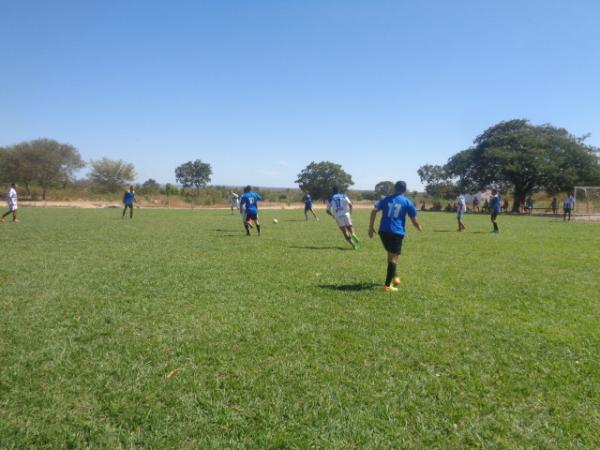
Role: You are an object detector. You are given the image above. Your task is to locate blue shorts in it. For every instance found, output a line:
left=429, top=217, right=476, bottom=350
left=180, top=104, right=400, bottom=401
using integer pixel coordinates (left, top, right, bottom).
left=304, top=205, right=313, bottom=211
left=245, top=212, right=258, bottom=222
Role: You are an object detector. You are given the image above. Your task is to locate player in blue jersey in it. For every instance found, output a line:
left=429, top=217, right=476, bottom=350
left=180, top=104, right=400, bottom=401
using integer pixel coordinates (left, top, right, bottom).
left=122, top=185, right=137, bottom=219
left=303, top=192, right=319, bottom=221
left=240, top=185, right=262, bottom=236
left=489, top=189, right=501, bottom=233
left=368, top=181, right=422, bottom=292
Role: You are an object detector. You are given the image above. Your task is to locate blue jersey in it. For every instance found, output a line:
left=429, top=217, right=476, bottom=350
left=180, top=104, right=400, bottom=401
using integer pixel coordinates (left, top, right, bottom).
left=123, top=191, right=135, bottom=205
left=240, top=192, right=262, bottom=214
left=375, top=194, right=417, bottom=236
left=304, top=195, right=313, bottom=208
left=489, top=194, right=501, bottom=213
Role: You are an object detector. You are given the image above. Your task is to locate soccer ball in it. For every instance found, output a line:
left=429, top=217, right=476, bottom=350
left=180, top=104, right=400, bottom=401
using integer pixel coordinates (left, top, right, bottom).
left=273, top=219, right=279, bottom=224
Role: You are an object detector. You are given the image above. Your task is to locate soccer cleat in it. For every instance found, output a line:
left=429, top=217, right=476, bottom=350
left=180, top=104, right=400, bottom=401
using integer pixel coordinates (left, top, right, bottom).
left=351, top=234, right=361, bottom=250
left=392, top=277, right=401, bottom=286
left=384, top=285, right=399, bottom=292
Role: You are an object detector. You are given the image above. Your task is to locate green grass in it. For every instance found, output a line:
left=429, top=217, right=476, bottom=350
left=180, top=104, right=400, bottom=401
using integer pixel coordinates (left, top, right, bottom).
left=1, top=208, right=599, bottom=449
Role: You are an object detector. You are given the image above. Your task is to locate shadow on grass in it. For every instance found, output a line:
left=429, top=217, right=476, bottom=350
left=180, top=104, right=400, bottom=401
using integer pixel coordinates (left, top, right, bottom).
left=319, top=282, right=378, bottom=291
left=289, top=245, right=351, bottom=251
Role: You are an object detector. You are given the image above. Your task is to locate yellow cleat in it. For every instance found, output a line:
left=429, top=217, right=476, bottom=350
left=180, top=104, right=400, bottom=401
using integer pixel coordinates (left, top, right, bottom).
left=384, top=285, right=399, bottom=292
left=392, top=277, right=401, bottom=286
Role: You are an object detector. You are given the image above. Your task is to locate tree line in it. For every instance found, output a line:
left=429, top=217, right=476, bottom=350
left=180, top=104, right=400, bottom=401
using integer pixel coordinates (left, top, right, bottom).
left=2, top=119, right=599, bottom=206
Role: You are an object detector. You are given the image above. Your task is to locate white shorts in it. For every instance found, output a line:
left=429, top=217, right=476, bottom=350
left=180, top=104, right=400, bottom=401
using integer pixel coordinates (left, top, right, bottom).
left=7, top=203, right=17, bottom=212
left=335, top=213, right=352, bottom=227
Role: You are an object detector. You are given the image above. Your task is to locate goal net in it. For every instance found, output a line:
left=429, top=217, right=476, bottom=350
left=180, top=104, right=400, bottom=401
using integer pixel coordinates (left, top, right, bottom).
left=574, top=186, right=600, bottom=216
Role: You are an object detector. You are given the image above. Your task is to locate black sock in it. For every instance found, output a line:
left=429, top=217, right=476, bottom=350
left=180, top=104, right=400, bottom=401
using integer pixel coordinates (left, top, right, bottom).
left=385, top=262, right=397, bottom=286
left=493, top=222, right=499, bottom=232
left=244, top=223, right=250, bottom=234
left=256, top=224, right=260, bottom=234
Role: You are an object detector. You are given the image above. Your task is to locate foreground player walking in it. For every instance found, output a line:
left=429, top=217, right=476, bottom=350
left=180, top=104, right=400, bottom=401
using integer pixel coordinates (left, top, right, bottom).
left=122, top=186, right=137, bottom=219
left=368, top=181, right=422, bottom=292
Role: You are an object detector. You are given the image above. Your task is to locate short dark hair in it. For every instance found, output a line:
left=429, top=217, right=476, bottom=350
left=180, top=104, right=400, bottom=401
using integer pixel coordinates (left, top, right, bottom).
left=332, top=186, right=339, bottom=194
left=244, top=185, right=251, bottom=193
left=394, top=181, right=407, bottom=193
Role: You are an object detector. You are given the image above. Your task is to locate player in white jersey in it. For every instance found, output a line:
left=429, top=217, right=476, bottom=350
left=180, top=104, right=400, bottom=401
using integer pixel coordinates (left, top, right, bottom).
left=326, top=186, right=360, bottom=249
left=230, top=192, right=240, bottom=215
left=1, top=183, right=19, bottom=223
left=456, top=192, right=467, bottom=231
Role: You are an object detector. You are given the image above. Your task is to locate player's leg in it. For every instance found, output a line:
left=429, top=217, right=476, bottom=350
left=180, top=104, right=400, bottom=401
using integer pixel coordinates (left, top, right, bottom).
left=129, top=204, right=133, bottom=218
left=491, top=212, right=499, bottom=232
left=304, top=208, right=308, bottom=221
left=348, top=224, right=360, bottom=249
left=122, top=205, right=127, bottom=218
left=310, top=208, right=319, bottom=221
left=339, top=226, right=354, bottom=247
left=12, top=209, right=18, bottom=222
left=255, top=216, right=260, bottom=235
left=1, top=210, right=10, bottom=221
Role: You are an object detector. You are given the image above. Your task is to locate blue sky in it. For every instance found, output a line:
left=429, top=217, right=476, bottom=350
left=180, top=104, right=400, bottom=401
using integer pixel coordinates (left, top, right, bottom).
left=1, top=0, right=599, bottom=190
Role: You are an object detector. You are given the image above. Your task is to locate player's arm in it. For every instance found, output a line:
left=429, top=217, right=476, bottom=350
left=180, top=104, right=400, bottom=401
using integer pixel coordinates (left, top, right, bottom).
left=408, top=204, right=422, bottom=231
left=368, top=208, right=380, bottom=238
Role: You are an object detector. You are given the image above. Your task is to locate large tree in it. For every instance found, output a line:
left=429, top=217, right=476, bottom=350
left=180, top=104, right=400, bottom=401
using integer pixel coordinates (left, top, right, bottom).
left=175, top=160, right=212, bottom=191
left=0, top=139, right=85, bottom=199
left=374, top=181, right=395, bottom=197
left=424, top=120, right=600, bottom=211
left=296, top=161, right=353, bottom=200
left=89, top=158, right=136, bottom=193
left=417, top=164, right=459, bottom=200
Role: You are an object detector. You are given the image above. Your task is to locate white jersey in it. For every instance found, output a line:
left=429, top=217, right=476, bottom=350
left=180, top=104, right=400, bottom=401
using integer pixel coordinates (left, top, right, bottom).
left=328, top=193, right=352, bottom=217
left=457, top=194, right=467, bottom=213
left=230, top=193, right=240, bottom=208
left=7, top=187, right=17, bottom=210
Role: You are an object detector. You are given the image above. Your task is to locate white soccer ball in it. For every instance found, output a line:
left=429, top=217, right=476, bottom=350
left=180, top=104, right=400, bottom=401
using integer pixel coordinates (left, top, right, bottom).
left=273, top=218, right=279, bottom=224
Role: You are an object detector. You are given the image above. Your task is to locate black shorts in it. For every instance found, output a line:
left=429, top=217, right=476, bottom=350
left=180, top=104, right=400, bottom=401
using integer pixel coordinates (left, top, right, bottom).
left=491, top=211, right=498, bottom=221
left=379, top=231, right=404, bottom=254
left=245, top=212, right=258, bottom=222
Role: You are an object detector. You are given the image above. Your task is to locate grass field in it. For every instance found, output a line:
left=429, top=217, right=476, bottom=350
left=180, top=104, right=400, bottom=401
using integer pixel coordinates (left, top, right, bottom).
left=1, top=208, right=599, bottom=449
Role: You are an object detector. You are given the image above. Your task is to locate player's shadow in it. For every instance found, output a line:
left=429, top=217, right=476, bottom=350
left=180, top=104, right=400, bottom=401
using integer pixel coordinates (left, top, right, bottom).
left=289, top=245, right=351, bottom=251
left=319, top=282, right=378, bottom=292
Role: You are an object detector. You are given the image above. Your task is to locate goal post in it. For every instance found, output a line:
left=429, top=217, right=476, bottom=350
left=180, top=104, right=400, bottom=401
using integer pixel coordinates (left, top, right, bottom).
left=574, top=186, right=600, bottom=216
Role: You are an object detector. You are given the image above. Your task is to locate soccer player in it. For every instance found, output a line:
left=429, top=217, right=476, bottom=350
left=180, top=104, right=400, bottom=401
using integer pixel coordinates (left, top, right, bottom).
left=326, top=187, right=359, bottom=249
left=489, top=189, right=501, bottom=233
left=303, top=192, right=319, bottom=221
left=368, top=181, right=422, bottom=292
left=230, top=192, right=240, bottom=215
left=122, top=185, right=136, bottom=219
left=456, top=192, right=467, bottom=231
left=240, top=185, right=262, bottom=236
left=1, top=183, right=19, bottom=223
left=563, top=194, right=575, bottom=221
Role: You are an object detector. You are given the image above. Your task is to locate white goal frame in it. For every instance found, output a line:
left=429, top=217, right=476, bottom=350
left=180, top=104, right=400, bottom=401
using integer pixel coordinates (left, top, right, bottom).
left=574, top=186, right=600, bottom=217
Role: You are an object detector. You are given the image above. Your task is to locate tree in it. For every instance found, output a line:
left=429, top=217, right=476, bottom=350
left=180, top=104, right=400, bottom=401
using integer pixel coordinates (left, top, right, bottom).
left=417, top=164, right=459, bottom=200
left=89, top=158, right=136, bottom=193
left=175, top=160, right=212, bottom=191
left=0, top=139, right=85, bottom=199
left=435, top=120, right=600, bottom=211
left=374, top=181, right=395, bottom=197
left=295, top=161, right=354, bottom=200
left=140, top=178, right=161, bottom=194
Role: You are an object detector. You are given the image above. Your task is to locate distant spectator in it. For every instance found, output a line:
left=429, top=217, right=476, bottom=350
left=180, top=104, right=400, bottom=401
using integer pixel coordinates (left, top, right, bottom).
left=482, top=199, right=489, bottom=213
left=551, top=197, right=558, bottom=215
left=526, top=196, right=534, bottom=215
left=502, top=198, right=509, bottom=212
left=456, top=192, right=467, bottom=232
left=473, top=197, right=480, bottom=212
left=489, top=189, right=501, bottom=233
left=563, top=194, right=575, bottom=221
